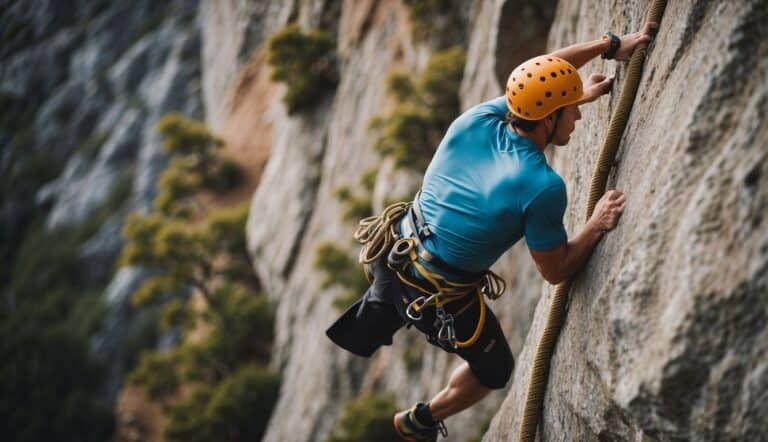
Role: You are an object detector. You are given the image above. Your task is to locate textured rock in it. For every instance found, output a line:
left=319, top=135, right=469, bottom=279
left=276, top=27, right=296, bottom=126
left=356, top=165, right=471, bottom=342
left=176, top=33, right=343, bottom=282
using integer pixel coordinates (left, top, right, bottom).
left=484, top=1, right=768, bottom=441
left=239, top=1, right=553, bottom=441
left=235, top=0, right=767, bottom=441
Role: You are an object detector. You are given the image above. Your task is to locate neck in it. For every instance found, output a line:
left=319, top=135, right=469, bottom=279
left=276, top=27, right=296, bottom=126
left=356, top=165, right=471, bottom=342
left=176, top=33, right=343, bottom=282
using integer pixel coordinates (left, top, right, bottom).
left=510, top=124, right=549, bottom=152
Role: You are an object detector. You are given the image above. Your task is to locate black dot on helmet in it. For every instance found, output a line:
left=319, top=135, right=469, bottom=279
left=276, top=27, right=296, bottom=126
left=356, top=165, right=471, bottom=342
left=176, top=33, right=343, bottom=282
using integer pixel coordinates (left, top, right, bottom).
left=573, top=86, right=577, bottom=91
left=527, top=73, right=532, bottom=78
left=560, top=69, right=565, bottom=75
left=536, top=101, right=542, bottom=106
left=551, top=72, right=557, bottom=78
left=562, top=91, right=567, bottom=96
left=567, top=69, right=572, bottom=74
left=525, top=112, right=530, bottom=116
left=545, top=91, right=552, bottom=98
left=512, top=91, right=516, bottom=96
left=547, top=58, right=553, bottom=62
left=517, top=106, right=522, bottom=113
left=518, top=83, right=524, bottom=89
left=540, top=76, right=546, bottom=82
left=535, top=62, right=540, bottom=65
left=521, top=67, right=526, bottom=71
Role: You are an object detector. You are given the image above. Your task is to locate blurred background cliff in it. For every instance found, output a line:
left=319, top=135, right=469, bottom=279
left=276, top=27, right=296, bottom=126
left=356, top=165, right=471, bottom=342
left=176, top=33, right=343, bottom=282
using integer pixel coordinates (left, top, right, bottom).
left=1, top=0, right=765, bottom=441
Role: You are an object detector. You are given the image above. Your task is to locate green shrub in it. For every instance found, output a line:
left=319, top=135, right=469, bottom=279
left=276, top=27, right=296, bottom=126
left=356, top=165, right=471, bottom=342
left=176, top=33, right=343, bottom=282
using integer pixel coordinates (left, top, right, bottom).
left=370, top=103, right=434, bottom=171
left=326, top=393, right=399, bottom=442
left=403, top=0, right=466, bottom=45
left=157, top=113, right=223, bottom=163
left=314, top=242, right=369, bottom=310
left=335, top=170, right=377, bottom=223
left=155, top=157, right=203, bottom=218
left=210, top=158, right=243, bottom=192
left=369, top=46, right=466, bottom=172
left=164, top=365, right=280, bottom=442
left=0, top=320, right=114, bottom=442
left=268, top=24, right=338, bottom=114
left=128, top=351, right=182, bottom=400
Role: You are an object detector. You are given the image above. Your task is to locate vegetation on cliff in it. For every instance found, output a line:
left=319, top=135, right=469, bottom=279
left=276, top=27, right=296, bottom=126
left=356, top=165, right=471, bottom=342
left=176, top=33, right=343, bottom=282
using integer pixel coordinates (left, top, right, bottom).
left=122, top=114, right=278, bottom=441
left=268, top=24, right=338, bottom=114
left=369, top=46, right=466, bottom=171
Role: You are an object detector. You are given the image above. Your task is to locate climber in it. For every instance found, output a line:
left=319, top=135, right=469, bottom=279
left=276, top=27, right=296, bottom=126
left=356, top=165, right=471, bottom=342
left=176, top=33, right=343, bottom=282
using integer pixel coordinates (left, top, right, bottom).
left=327, top=22, right=657, bottom=441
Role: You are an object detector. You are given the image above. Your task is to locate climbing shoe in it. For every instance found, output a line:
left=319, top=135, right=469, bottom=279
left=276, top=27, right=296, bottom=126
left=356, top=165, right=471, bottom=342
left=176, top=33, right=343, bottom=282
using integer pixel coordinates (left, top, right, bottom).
left=393, top=404, right=448, bottom=441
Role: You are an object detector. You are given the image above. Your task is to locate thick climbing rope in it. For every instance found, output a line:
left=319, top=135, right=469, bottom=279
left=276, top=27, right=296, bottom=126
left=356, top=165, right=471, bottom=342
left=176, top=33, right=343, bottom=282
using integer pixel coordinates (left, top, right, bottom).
left=518, top=2, right=667, bottom=441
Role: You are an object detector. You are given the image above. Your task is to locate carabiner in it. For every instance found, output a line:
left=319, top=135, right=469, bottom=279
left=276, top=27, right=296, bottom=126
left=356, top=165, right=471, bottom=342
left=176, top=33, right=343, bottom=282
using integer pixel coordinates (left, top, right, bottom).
left=406, top=296, right=426, bottom=321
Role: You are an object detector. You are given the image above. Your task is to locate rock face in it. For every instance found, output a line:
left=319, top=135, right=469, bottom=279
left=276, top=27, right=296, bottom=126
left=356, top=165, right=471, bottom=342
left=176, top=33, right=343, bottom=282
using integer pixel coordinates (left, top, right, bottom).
left=236, top=1, right=552, bottom=441
left=483, top=0, right=768, bottom=440
left=1, top=0, right=204, bottom=404
left=237, top=0, right=766, bottom=441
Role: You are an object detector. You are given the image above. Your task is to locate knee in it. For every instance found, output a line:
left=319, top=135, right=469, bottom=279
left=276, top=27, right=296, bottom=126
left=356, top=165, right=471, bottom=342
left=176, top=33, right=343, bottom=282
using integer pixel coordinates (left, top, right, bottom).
left=476, top=345, right=514, bottom=390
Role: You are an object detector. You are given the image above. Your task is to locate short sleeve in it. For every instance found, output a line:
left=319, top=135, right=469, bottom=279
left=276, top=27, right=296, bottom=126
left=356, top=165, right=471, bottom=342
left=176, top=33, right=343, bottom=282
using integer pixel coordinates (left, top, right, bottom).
left=524, top=184, right=568, bottom=251
left=470, top=96, right=509, bottom=120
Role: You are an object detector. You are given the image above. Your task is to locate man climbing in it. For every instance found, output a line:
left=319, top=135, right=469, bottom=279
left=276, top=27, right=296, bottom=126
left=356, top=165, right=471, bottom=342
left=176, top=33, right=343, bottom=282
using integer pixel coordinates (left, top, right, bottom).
left=327, top=23, right=657, bottom=441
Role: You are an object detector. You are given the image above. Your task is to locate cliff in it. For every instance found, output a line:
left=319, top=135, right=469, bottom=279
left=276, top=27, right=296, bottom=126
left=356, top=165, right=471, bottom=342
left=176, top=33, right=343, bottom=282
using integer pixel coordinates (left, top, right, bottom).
left=237, top=0, right=767, bottom=440
left=2, top=0, right=765, bottom=440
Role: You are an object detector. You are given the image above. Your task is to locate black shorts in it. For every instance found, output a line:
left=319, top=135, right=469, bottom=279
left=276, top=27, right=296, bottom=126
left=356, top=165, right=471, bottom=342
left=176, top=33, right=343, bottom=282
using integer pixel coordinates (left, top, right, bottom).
left=326, top=256, right=514, bottom=390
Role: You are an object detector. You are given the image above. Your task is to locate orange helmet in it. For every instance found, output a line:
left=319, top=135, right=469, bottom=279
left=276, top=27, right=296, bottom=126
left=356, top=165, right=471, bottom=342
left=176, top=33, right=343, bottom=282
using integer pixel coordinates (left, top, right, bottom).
left=506, top=55, right=584, bottom=120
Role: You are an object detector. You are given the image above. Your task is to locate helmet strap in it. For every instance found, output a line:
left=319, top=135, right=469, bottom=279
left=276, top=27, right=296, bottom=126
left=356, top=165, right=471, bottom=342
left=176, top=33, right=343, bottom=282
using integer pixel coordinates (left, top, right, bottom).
left=545, top=108, right=564, bottom=146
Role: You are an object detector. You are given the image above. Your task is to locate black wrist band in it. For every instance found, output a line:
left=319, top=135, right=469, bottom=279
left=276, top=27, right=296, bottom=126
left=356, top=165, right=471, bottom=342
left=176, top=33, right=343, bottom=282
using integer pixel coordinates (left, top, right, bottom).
left=601, top=31, right=620, bottom=60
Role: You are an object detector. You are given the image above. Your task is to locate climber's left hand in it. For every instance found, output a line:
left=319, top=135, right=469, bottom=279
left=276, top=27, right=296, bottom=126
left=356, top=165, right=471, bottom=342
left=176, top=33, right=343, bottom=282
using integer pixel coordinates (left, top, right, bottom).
left=614, top=22, right=658, bottom=61
left=581, top=73, right=614, bottom=103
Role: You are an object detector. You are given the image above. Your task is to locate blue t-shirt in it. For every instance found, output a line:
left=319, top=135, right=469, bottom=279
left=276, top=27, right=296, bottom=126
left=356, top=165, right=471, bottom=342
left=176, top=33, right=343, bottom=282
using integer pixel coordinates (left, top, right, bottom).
left=414, top=96, right=568, bottom=273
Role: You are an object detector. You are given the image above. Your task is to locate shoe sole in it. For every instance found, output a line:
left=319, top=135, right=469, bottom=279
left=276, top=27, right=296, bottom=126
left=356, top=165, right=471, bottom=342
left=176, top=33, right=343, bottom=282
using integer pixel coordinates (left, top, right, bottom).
left=393, top=412, right=417, bottom=442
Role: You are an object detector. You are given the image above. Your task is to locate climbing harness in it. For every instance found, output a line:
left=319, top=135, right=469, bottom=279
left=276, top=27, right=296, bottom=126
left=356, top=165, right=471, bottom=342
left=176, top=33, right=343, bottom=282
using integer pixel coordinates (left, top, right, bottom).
left=517, top=2, right=667, bottom=441
left=354, top=194, right=506, bottom=349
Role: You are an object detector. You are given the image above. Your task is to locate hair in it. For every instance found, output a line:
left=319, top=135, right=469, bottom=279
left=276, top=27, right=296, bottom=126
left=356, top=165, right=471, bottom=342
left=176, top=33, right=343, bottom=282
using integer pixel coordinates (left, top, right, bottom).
left=505, top=112, right=539, bottom=132
left=505, top=108, right=565, bottom=133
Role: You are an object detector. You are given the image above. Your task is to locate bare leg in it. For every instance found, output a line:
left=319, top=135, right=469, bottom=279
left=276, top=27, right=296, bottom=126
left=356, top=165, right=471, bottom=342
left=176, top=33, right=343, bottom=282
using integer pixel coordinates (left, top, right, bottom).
left=427, top=362, right=491, bottom=421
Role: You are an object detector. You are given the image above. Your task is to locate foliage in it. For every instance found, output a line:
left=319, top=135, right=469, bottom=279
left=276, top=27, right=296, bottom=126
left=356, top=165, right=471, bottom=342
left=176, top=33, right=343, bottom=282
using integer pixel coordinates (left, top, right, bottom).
left=334, top=169, right=377, bottom=223
left=326, top=393, right=399, bottom=442
left=210, top=158, right=243, bottom=192
left=128, top=351, right=182, bottom=400
left=128, top=285, right=274, bottom=399
left=157, top=113, right=223, bottom=165
left=121, top=203, right=254, bottom=313
left=0, top=317, right=114, bottom=442
left=154, top=113, right=240, bottom=218
left=369, top=46, right=466, bottom=171
left=268, top=24, right=338, bottom=114
left=314, top=242, right=369, bottom=310
left=403, top=0, right=467, bottom=45
left=164, top=365, right=281, bottom=442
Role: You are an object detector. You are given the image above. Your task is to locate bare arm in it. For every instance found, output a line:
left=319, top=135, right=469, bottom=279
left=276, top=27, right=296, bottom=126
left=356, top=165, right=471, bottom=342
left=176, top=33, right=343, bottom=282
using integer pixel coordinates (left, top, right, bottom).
left=531, top=190, right=626, bottom=285
left=549, top=22, right=658, bottom=69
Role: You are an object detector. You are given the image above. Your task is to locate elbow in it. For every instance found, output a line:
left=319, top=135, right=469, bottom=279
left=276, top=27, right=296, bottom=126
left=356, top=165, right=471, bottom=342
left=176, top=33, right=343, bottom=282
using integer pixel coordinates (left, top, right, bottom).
left=544, top=273, right=565, bottom=285
left=538, top=268, right=565, bottom=285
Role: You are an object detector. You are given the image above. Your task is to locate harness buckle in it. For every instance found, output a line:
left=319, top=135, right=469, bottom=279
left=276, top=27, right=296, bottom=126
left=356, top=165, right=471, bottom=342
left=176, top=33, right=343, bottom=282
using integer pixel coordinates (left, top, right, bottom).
left=387, top=238, right=415, bottom=270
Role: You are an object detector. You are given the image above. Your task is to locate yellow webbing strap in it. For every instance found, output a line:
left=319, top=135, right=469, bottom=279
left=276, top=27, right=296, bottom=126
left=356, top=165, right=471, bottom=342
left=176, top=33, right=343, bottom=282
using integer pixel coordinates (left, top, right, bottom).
left=353, top=201, right=503, bottom=348
left=518, top=2, right=667, bottom=441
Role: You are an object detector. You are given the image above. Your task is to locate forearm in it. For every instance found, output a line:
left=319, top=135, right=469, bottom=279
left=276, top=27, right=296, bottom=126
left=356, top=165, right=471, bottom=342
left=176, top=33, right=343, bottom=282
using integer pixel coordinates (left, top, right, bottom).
left=555, top=221, right=604, bottom=281
left=549, top=38, right=610, bottom=69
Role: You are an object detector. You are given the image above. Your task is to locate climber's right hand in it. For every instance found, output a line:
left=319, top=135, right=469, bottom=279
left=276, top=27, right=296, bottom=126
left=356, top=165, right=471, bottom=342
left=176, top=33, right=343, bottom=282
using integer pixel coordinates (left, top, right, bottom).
left=589, top=190, right=626, bottom=233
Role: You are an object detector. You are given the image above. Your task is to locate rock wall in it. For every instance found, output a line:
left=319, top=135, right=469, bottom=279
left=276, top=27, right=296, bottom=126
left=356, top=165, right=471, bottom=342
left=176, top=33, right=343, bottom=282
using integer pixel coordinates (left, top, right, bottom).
left=484, top=0, right=768, bottom=440
left=236, top=0, right=553, bottom=441
left=240, top=0, right=767, bottom=440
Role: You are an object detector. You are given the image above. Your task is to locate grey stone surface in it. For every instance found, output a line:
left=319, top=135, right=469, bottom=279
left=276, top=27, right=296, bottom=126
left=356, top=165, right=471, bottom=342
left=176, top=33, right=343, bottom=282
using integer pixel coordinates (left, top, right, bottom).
left=237, top=0, right=767, bottom=441
left=484, top=1, right=768, bottom=441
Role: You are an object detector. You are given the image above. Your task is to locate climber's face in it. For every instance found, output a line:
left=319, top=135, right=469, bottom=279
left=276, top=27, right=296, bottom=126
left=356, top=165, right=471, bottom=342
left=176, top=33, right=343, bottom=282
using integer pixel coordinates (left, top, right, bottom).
left=550, top=104, right=581, bottom=146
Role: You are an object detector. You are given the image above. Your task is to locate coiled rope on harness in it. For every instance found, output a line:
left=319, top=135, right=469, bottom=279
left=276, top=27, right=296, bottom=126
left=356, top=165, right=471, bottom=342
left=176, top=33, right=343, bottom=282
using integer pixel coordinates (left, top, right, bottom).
left=354, top=200, right=506, bottom=349
left=518, top=2, right=667, bottom=441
